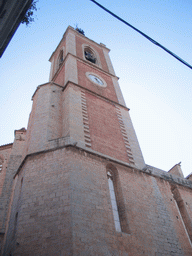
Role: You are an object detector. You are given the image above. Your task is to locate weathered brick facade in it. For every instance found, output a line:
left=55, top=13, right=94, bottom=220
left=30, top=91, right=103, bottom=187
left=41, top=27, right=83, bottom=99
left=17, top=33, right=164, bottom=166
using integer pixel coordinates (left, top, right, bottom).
left=0, top=26, right=192, bottom=255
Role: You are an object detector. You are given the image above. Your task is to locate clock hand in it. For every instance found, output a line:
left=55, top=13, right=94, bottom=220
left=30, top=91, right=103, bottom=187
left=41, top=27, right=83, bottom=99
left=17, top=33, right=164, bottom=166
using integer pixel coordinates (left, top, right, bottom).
left=95, top=77, right=101, bottom=84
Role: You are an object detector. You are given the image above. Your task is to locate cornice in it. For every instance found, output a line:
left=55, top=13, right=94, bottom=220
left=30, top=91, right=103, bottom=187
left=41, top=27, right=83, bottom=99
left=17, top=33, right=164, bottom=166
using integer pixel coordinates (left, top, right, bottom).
left=14, top=141, right=192, bottom=190
left=62, top=80, right=129, bottom=111
left=51, top=52, right=119, bottom=83
left=0, top=143, right=13, bottom=150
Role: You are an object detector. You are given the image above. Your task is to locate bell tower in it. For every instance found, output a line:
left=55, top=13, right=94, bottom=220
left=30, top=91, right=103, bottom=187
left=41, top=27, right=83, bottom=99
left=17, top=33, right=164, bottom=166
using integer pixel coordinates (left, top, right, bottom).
left=48, top=26, right=145, bottom=169
left=3, top=26, right=146, bottom=255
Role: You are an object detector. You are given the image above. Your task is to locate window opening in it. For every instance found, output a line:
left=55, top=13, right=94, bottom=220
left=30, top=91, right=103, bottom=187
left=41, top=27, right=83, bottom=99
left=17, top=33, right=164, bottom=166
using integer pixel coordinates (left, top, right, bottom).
left=12, top=212, right=18, bottom=240
left=84, top=48, right=96, bottom=64
left=19, top=178, right=23, bottom=198
left=107, top=171, right=121, bottom=232
left=58, top=50, right=64, bottom=67
left=0, top=159, right=3, bottom=172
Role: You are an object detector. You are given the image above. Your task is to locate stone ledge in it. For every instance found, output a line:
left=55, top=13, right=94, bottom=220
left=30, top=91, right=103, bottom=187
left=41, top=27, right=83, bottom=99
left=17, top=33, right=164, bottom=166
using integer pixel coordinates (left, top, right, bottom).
left=13, top=138, right=192, bottom=190
left=144, top=164, right=192, bottom=189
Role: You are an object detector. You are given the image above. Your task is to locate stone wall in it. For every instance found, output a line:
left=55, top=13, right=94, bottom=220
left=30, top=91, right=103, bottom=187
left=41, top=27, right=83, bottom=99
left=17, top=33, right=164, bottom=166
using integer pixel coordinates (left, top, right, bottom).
left=2, top=146, right=192, bottom=255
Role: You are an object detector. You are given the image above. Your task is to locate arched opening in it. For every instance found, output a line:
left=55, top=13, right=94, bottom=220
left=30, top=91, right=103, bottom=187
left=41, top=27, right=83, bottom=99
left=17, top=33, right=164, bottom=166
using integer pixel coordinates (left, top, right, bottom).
left=107, top=169, right=121, bottom=232
left=84, top=47, right=96, bottom=64
left=106, top=164, right=130, bottom=234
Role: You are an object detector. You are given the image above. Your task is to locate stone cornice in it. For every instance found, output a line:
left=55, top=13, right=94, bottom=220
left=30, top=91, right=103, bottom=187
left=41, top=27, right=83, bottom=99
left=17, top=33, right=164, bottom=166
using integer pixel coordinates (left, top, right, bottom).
left=62, top=80, right=129, bottom=111
left=0, top=143, right=13, bottom=150
left=51, top=52, right=119, bottom=83
left=14, top=139, right=192, bottom=190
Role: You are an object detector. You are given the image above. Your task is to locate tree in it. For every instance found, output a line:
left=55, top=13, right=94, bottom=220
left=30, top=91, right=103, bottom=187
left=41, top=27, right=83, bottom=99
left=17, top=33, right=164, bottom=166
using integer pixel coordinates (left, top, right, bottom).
left=21, top=0, right=38, bottom=26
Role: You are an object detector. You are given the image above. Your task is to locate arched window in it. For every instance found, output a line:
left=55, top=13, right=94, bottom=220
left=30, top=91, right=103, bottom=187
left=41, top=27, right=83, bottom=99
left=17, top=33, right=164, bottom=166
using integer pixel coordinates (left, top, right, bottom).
left=106, top=164, right=130, bottom=234
left=107, top=170, right=121, bottom=232
left=84, top=47, right=96, bottom=64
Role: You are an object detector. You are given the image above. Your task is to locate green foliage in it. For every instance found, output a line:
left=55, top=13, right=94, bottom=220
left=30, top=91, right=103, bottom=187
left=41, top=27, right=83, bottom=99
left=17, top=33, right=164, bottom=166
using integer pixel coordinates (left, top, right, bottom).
left=75, top=27, right=85, bottom=36
left=21, top=0, right=38, bottom=26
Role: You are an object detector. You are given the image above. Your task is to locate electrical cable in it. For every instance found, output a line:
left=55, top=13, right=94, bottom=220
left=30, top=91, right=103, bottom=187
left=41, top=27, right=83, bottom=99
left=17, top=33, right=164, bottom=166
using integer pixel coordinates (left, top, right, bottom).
left=90, top=0, right=192, bottom=70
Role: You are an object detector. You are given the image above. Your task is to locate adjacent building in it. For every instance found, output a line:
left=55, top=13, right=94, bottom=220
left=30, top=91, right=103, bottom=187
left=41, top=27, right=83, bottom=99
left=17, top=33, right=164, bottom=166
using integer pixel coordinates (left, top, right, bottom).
left=0, top=0, right=32, bottom=57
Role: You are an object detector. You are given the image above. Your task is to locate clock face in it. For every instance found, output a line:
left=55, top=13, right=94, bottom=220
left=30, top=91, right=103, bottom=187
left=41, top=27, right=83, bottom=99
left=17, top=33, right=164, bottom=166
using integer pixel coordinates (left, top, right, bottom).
left=88, top=74, right=104, bottom=86
left=86, top=72, right=107, bottom=87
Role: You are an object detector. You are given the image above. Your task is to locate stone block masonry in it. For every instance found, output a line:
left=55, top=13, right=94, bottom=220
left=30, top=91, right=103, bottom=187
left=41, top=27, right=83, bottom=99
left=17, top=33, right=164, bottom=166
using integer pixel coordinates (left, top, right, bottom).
left=2, top=146, right=192, bottom=255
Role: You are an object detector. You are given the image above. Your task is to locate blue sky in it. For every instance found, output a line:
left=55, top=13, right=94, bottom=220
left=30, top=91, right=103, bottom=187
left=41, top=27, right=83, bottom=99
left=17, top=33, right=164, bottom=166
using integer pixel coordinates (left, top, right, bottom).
left=0, top=0, right=192, bottom=176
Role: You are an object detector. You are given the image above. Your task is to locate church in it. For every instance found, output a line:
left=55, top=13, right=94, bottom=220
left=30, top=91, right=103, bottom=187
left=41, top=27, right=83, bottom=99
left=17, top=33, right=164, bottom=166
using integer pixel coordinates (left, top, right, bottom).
left=0, top=26, right=192, bottom=255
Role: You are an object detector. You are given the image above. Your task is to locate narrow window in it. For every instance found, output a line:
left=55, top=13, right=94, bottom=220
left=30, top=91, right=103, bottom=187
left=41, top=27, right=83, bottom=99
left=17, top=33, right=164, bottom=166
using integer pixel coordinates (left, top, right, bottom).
left=12, top=212, right=18, bottom=240
left=19, top=178, right=23, bottom=199
left=0, top=158, right=3, bottom=172
left=107, top=171, right=121, bottom=232
left=58, top=50, right=64, bottom=67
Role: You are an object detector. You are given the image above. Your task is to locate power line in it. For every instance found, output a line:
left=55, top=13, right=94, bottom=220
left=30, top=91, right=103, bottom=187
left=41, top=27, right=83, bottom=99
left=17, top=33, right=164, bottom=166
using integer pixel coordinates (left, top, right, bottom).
left=90, top=0, right=192, bottom=70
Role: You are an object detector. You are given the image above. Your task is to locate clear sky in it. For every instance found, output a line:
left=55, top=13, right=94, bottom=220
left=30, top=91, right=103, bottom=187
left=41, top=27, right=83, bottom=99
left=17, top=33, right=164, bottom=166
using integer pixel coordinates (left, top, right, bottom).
left=0, top=0, right=192, bottom=177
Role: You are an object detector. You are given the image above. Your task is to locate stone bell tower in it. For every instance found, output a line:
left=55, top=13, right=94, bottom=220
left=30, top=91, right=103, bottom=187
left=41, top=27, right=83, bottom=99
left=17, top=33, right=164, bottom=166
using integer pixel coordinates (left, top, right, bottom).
left=2, top=26, right=192, bottom=256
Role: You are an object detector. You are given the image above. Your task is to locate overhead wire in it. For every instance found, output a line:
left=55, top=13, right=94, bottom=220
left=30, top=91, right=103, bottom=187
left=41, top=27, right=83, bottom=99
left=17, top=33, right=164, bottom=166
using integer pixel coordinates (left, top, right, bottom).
left=90, top=0, right=192, bottom=70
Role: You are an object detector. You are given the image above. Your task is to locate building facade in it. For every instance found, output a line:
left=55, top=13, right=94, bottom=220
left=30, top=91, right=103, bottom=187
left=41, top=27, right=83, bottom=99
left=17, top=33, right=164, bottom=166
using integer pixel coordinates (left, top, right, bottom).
left=0, top=0, right=32, bottom=57
left=0, top=26, right=192, bottom=255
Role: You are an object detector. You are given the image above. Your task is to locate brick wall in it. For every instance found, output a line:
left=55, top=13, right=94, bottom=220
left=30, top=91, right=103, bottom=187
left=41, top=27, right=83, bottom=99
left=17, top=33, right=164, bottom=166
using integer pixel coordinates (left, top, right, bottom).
left=85, top=91, right=129, bottom=163
left=53, top=64, right=65, bottom=86
left=77, top=60, right=118, bottom=103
